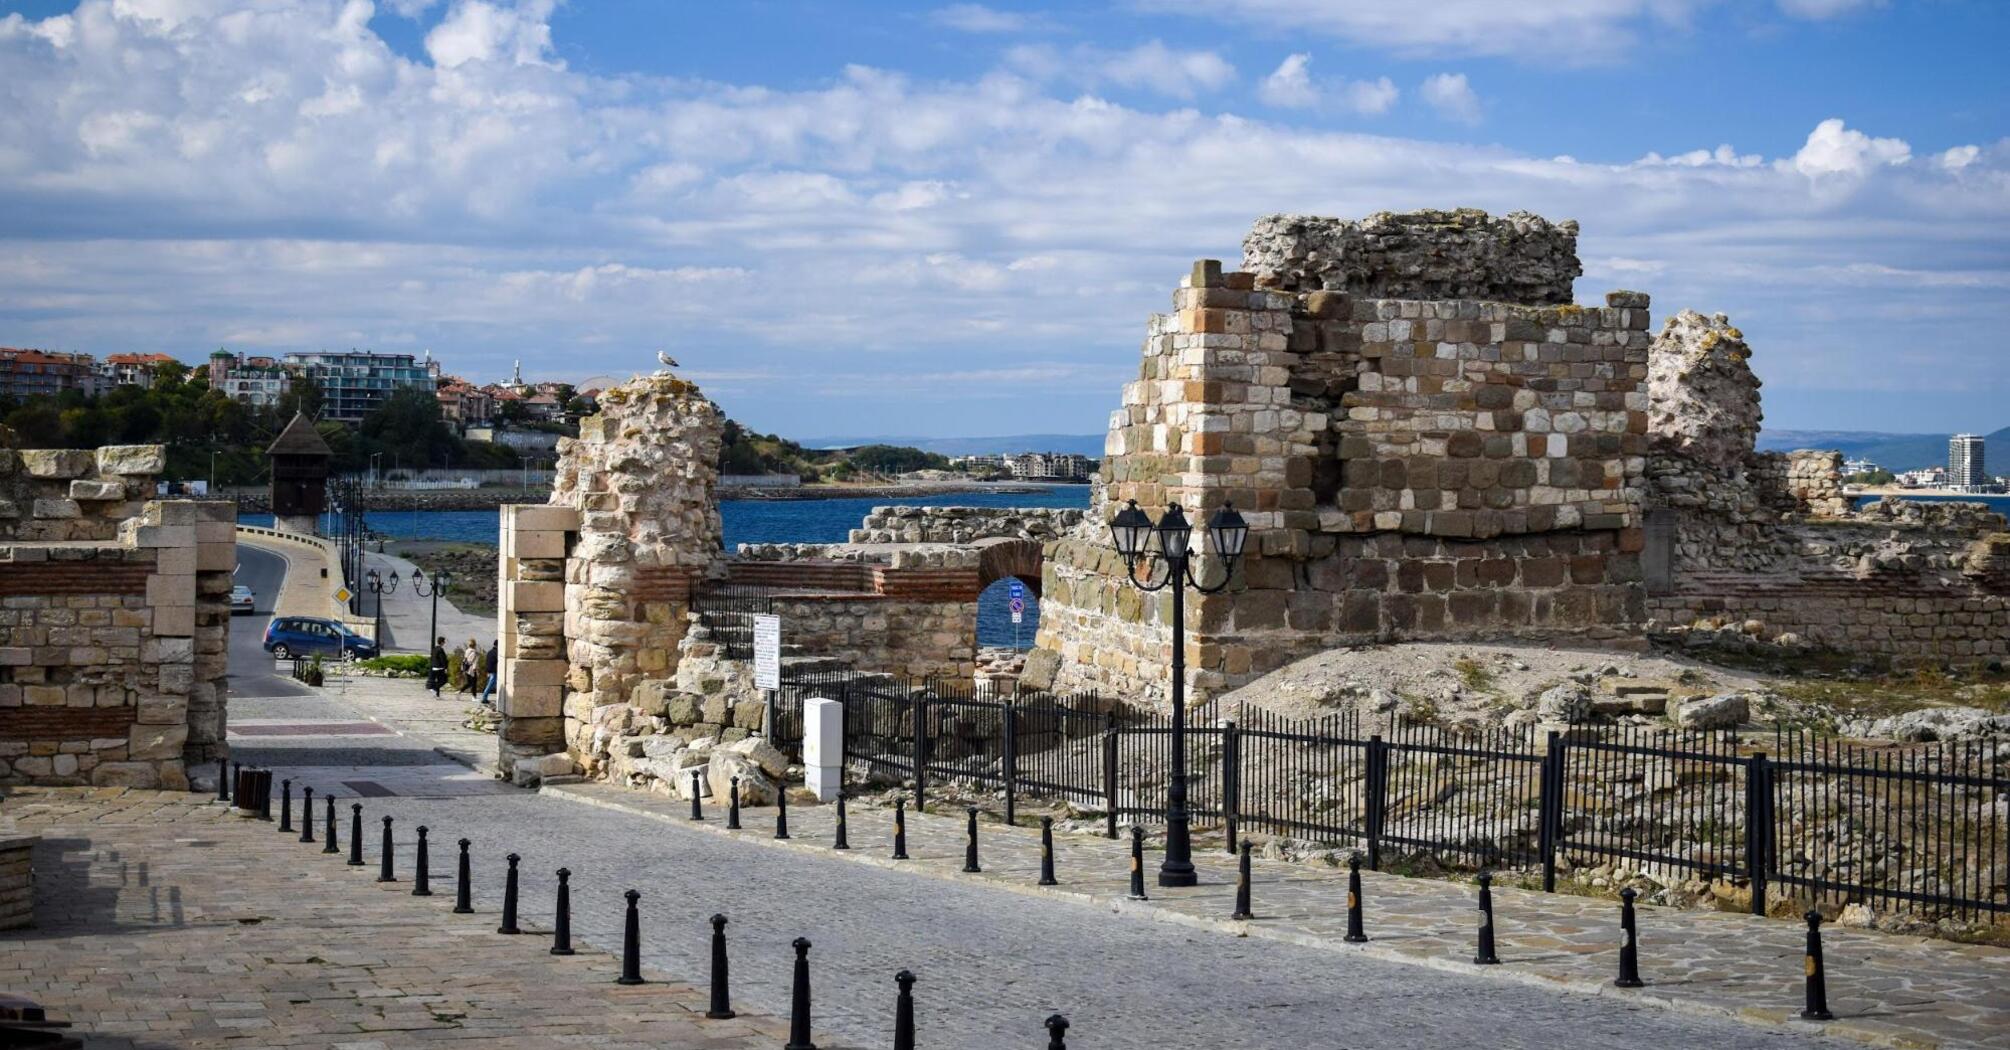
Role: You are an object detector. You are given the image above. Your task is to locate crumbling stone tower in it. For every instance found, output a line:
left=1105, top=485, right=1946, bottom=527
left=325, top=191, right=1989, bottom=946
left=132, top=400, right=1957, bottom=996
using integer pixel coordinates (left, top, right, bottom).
left=1031, top=209, right=1652, bottom=707
left=495, top=372, right=724, bottom=779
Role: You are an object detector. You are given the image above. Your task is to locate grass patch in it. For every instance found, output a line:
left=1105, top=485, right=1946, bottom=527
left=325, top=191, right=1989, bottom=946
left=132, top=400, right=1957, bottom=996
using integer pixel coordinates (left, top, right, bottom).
left=357, top=653, right=430, bottom=677
left=1453, top=656, right=1496, bottom=692
left=1771, top=666, right=2010, bottom=721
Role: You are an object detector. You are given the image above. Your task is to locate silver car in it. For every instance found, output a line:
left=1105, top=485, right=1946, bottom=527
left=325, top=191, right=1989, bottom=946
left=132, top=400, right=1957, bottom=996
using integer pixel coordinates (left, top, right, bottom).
left=230, top=585, right=256, bottom=615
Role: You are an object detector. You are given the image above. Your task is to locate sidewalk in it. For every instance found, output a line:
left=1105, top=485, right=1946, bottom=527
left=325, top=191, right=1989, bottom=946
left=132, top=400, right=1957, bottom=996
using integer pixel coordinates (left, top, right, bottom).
left=544, top=780, right=2010, bottom=1050
left=0, top=788, right=810, bottom=1049
left=361, top=549, right=492, bottom=654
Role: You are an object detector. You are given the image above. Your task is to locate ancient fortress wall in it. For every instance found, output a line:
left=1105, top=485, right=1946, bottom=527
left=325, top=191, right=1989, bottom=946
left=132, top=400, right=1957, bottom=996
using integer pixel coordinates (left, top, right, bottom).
left=0, top=444, right=233, bottom=787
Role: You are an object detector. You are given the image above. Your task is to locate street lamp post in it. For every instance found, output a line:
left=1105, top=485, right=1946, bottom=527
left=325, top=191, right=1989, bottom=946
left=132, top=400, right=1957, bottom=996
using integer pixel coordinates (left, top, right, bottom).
left=410, top=567, right=452, bottom=654
left=1109, top=498, right=1248, bottom=887
left=365, top=569, right=384, bottom=645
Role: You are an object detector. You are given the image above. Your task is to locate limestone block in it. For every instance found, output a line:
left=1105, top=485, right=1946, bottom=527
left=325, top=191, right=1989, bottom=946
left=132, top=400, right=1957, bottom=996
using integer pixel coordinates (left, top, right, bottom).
left=195, top=520, right=234, bottom=544
left=136, top=694, right=188, bottom=725
left=127, top=723, right=188, bottom=761
left=131, top=523, right=196, bottom=549
left=503, top=683, right=563, bottom=719
left=96, top=445, right=166, bottom=475
left=152, top=605, right=195, bottom=638
left=21, top=449, right=93, bottom=478
left=510, top=581, right=565, bottom=612
left=507, top=658, right=567, bottom=688
left=146, top=574, right=195, bottom=607
left=32, top=499, right=81, bottom=519
left=706, top=752, right=775, bottom=805
left=511, top=529, right=567, bottom=559
left=197, top=541, right=235, bottom=572
left=722, top=735, right=789, bottom=779
left=87, top=761, right=160, bottom=788
left=69, top=479, right=124, bottom=501
left=509, top=505, right=580, bottom=533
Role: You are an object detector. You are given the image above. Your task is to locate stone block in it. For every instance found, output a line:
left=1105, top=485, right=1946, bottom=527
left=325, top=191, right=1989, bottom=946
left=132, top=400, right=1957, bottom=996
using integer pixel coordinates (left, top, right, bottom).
left=510, top=581, right=565, bottom=612
left=152, top=605, right=195, bottom=638
left=503, top=684, right=564, bottom=719
left=69, top=479, right=125, bottom=501
left=510, top=529, right=567, bottom=559
left=31, top=499, right=81, bottom=519
left=136, top=694, right=188, bottom=725
left=197, top=541, right=235, bottom=572
left=507, top=658, right=567, bottom=688
left=146, top=574, right=195, bottom=607
left=96, top=445, right=166, bottom=475
left=90, top=762, right=161, bottom=788
left=509, top=505, right=580, bottom=532
left=127, top=723, right=188, bottom=761
left=21, top=449, right=93, bottom=478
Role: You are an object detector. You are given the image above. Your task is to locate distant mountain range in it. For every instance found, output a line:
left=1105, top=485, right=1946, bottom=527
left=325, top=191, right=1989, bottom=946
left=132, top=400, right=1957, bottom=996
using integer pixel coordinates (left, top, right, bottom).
left=1756, top=427, right=2010, bottom=471
left=800, top=433, right=1107, bottom=457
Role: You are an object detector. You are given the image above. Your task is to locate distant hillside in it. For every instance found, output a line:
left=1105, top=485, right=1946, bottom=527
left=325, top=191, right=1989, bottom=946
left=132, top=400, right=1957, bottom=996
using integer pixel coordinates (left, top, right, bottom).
left=798, top=433, right=1106, bottom=457
left=1757, top=428, right=2009, bottom=471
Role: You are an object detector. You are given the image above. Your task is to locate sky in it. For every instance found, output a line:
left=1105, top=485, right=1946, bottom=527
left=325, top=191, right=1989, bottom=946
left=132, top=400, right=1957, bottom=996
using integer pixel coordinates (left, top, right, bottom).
left=1, top=1, right=2006, bottom=441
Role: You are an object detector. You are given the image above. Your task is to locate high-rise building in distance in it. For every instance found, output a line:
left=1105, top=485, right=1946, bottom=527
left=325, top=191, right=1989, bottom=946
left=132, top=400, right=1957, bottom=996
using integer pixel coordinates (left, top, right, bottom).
left=1948, top=434, right=1987, bottom=491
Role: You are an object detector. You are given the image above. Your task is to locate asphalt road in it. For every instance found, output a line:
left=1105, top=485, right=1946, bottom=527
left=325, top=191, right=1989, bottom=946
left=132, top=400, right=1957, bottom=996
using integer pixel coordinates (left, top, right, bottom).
left=230, top=544, right=311, bottom=698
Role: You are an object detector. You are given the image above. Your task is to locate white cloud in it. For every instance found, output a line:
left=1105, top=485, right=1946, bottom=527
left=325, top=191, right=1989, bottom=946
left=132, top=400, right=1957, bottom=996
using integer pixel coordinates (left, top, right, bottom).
left=1419, top=72, right=1481, bottom=124
left=385, top=0, right=442, bottom=17
left=1776, top=0, right=1883, bottom=18
left=1259, top=53, right=1396, bottom=115
left=1789, top=117, right=1910, bottom=177
left=930, top=4, right=1048, bottom=33
left=424, top=0, right=558, bottom=69
left=0, top=2, right=2002, bottom=434
left=1097, top=41, right=1235, bottom=98
left=1140, top=0, right=1715, bottom=60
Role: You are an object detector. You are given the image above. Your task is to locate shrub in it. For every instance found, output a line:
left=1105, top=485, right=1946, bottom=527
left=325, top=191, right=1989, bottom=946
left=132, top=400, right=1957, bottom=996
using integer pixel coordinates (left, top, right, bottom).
left=358, top=653, right=429, bottom=677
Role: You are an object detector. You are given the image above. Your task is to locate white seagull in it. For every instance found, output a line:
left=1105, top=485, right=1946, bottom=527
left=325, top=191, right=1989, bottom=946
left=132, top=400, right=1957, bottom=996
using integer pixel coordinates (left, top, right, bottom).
left=656, top=351, right=679, bottom=370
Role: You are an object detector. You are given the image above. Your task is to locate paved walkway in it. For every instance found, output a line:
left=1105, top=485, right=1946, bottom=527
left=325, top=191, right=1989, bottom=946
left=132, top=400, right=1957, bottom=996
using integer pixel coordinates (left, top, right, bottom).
left=1, top=788, right=805, bottom=1049
left=362, top=551, right=491, bottom=655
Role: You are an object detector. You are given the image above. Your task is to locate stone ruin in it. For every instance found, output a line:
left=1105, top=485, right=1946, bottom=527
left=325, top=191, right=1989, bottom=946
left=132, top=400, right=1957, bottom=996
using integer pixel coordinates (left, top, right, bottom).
left=495, top=208, right=2010, bottom=782
left=0, top=442, right=234, bottom=787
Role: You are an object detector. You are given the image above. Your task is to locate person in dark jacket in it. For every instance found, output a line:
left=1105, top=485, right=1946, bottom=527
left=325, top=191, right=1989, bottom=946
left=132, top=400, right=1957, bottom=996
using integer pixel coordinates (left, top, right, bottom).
left=428, top=637, right=448, bottom=698
left=480, top=640, right=499, bottom=705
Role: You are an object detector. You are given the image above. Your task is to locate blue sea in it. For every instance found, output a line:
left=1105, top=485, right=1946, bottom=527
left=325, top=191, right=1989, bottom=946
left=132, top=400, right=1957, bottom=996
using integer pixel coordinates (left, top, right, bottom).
left=241, top=486, right=1093, bottom=648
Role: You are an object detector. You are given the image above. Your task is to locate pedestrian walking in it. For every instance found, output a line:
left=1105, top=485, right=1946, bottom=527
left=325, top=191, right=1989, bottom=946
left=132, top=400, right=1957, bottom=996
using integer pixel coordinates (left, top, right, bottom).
left=428, top=637, right=447, bottom=698
left=461, top=638, right=480, bottom=696
left=480, top=639, right=499, bottom=706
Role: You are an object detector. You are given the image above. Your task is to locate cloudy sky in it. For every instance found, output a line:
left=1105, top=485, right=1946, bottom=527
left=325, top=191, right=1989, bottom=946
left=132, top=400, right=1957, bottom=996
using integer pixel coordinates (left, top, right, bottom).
left=1, top=0, right=2005, bottom=440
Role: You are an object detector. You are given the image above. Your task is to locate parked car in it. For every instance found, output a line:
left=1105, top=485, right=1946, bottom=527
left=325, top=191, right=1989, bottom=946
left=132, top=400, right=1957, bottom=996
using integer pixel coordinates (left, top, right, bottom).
left=229, top=585, right=256, bottom=615
left=261, top=616, right=379, bottom=660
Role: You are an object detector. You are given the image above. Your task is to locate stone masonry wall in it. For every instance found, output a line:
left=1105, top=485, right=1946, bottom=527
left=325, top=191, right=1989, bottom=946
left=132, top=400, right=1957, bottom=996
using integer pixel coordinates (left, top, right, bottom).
left=848, top=506, right=1085, bottom=545
left=0, top=445, right=233, bottom=788
left=1034, top=213, right=1647, bottom=708
left=1242, top=209, right=1581, bottom=304
left=495, top=371, right=724, bottom=782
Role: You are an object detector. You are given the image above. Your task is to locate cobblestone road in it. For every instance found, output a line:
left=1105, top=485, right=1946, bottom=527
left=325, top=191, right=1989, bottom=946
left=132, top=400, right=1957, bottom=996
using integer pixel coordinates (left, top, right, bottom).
left=211, top=679, right=2007, bottom=1049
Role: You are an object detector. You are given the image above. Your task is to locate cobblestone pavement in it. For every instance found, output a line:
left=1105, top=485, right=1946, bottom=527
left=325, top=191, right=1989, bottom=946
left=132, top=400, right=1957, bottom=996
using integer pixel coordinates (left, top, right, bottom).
left=212, top=679, right=2007, bottom=1049
left=1, top=789, right=805, bottom=1049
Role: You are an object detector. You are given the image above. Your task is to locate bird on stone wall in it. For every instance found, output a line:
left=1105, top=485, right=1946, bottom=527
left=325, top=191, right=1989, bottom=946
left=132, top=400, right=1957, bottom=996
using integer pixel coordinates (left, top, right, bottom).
left=655, top=351, right=679, bottom=371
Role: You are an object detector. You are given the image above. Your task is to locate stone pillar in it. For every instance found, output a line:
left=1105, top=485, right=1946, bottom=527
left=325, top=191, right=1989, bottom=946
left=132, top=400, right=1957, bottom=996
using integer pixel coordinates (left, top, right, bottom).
left=504, top=372, right=723, bottom=782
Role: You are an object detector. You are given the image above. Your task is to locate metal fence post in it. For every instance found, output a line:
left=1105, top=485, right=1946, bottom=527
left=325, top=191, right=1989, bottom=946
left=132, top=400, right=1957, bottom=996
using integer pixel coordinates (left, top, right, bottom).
left=1102, top=712, right=1119, bottom=840
left=1365, top=735, right=1387, bottom=871
left=1538, top=730, right=1563, bottom=893
left=1746, top=753, right=1771, bottom=917
left=1003, top=702, right=1018, bottom=827
left=1223, top=720, right=1240, bottom=855
left=911, top=695, right=928, bottom=814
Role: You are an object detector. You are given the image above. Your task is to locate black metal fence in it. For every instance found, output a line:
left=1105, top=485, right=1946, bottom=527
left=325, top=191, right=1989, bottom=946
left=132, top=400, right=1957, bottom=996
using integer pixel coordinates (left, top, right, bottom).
left=770, top=672, right=2009, bottom=921
left=690, top=584, right=774, bottom=661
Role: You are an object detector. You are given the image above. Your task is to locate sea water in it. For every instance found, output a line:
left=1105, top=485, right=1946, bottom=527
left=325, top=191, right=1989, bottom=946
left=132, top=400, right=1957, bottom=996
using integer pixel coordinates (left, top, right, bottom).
left=240, top=486, right=1094, bottom=648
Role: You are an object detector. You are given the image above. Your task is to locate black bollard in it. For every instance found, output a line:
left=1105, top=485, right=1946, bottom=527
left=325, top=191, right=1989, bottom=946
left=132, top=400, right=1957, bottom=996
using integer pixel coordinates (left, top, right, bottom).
left=1615, top=887, right=1643, bottom=988
left=892, top=970, right=916, bottom=1050
left=299, top=786, right=315, bottom=843
left=278, top=779, right=293, bottom=832
left=550, top=868, right=575, bottom=955
left=616, top=890, right=645, bottom=985
left=348, top=804, right=364, bottom=866
left=257, top=771, right=273, bottom=821
left=1045, top=1013, right=1070, bottom=1050
left=1474, top=870, right=1500, bottom=965
left=892, top=796, right=909, bottom=860
left=833, top=792, right=849, bottom=850
left=1345, top=854, right=1368, bottom=943
left=727, top=776, right=742, bottom=830
left=963, top=807, right=981, bottom=873
left=377, top=816, right=397, bottom=883
left=1038, top=816, right=1057, bottom=886
left=453, top=838, right=473, bottom=914
left=1231, top=840, right=1254, bottom=921
left=775, top=785, right=791, bottom=840
left=689, top=771, right=704, bottom=821
left=784, top=937, right=815, bottom=1050
left=498, top=853, right=521, bottom=934
left=322, top=795, right=338, bottom=854
left=412, top=826, right=432, bottom=896
left=1801, top=910, right=1834, bottom=1020
left=1127, top=826, right=1148, bottom=900
left=705, top=914, right=734, bottom=1019
left=216, top=758, right=229, bottom=802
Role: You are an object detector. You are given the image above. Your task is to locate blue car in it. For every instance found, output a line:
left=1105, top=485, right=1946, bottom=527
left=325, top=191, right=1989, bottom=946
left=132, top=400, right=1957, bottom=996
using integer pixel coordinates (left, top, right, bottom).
left=262, top=616, right=379, bottom=660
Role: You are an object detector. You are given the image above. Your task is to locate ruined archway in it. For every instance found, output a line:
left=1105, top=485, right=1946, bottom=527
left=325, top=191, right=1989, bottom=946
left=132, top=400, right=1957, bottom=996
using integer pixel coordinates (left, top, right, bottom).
left=974, top=536, right=1043, bottom=597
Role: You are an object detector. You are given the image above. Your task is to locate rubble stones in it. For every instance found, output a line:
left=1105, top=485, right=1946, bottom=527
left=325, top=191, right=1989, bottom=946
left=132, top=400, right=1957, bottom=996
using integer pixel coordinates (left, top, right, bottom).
left=1673, top=692, right=1748, bottom=730
left=1243, top=209, right=1582, bottom=304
